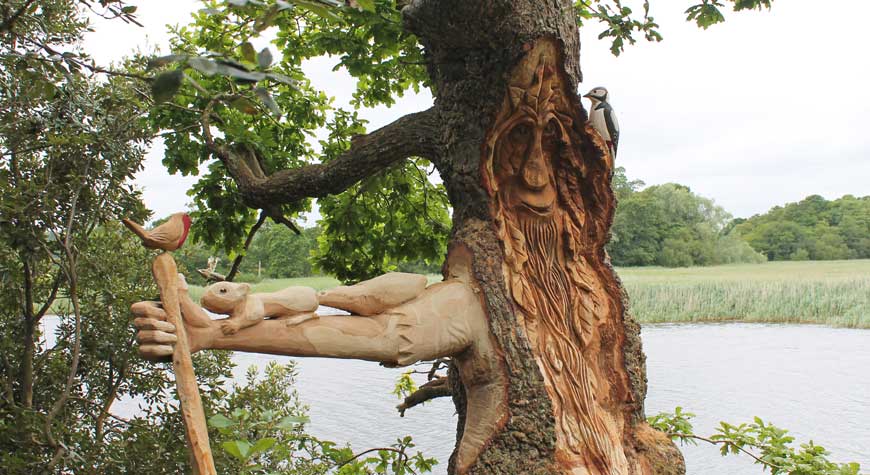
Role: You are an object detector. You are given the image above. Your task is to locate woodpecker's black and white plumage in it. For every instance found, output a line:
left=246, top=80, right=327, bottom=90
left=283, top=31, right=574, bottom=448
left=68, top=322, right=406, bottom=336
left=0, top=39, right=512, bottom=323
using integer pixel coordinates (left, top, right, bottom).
left=584, top=87, right=619, bottom=158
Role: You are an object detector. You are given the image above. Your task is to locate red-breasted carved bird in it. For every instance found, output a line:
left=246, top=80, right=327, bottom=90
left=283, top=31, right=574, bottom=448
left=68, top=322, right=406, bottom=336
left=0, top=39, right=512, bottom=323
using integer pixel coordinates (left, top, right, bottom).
left=122, top=212, right=191, bottom=251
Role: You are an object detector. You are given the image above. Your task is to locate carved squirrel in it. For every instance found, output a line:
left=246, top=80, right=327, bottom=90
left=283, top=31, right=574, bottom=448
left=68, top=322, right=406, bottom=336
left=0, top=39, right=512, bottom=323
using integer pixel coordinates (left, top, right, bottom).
left=201, top=282, right=319, bottom=335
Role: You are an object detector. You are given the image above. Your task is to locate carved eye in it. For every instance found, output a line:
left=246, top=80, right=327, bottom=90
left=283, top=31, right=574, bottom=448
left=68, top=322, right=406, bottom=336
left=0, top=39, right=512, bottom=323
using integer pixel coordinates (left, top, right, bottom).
left=509, top=123, right=533, bottom=145
left=544, top=120, right=559, bottom=138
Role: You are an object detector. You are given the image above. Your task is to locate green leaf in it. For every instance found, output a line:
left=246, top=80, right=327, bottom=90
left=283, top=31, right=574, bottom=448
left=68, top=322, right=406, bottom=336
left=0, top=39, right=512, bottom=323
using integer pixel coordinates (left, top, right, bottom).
left=276, top=414, right=309, bottom=429
left=229, top=96, right=259, bottom=114
left=214, top=62, right=266, bottom=82
left=147, top=54, right=187, bottom=70
left=257, top=48, right=273, bottom=69
left=208, top=414, right=235, bottom=428
left=121, top=5, right=137, bottom=14
left=254, top=87, right=281, bottom=116
left=250, top=437, right=277, bottom=456
left=354, top=0, right=376, bottom=12
left=240, top=42, right=257, bottom=63
left=222, top=440, right=252, bottom=461
left=151, top=70, right=184, bottom=103
left=294, top=0, right=340, bottom=20
left=266, top=72, right=297, bottom=87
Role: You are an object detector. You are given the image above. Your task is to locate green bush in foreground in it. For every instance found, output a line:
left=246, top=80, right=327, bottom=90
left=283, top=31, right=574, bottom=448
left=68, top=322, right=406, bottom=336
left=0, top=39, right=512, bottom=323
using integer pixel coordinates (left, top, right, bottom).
left=648, top=407, right=861, bottom=475
left=209, top=362, right=436, bottom=475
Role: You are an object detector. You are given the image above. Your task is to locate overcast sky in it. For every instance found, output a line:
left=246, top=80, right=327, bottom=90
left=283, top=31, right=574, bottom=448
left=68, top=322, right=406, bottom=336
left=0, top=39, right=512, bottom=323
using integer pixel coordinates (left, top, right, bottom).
left=83, top=0, right=870, bottom=222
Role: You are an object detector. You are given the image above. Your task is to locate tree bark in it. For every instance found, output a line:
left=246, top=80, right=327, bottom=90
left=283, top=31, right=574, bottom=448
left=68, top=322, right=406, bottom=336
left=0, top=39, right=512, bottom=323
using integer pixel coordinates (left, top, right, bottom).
left=402, top=1, right=684, bottom=473
left=211, top=1, right=684, bottom=473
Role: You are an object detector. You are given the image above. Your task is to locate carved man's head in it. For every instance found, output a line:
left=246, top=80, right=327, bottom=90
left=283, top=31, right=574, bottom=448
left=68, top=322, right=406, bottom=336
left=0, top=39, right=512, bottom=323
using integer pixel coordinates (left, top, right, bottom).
left=486, top=54, right=577, bottom=220
left=483, top=41, right=615, bottom=271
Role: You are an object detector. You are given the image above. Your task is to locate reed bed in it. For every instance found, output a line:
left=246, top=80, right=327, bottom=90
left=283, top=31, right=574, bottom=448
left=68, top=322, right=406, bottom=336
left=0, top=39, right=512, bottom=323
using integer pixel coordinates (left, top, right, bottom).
left=616, top=260, right=870, bottom=328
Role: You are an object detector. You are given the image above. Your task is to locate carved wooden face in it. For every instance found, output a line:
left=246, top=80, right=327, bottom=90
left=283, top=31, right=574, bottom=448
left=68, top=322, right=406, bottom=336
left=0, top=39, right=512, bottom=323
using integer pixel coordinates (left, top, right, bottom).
left=487, top=58, right=577, bottom=221
left=494, top=108, right=560, bottom=215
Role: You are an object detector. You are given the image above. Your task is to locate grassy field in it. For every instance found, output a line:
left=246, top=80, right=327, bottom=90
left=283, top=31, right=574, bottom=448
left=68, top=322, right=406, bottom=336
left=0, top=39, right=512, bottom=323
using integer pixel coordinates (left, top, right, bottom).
left=187, top=260, right=870, bottom=329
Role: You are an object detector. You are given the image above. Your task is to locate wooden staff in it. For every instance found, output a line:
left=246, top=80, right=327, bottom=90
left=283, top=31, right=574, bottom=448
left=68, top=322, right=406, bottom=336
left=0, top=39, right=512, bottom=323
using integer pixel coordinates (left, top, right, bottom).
left=124, top=215, right=216, bottom=475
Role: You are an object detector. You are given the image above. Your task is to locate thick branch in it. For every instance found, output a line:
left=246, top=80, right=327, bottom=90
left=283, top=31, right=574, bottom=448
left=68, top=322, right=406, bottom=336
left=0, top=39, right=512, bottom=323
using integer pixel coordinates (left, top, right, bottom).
left=220, top=107, right=442, bottom=208
left=396, top=376, right=452, bottom=417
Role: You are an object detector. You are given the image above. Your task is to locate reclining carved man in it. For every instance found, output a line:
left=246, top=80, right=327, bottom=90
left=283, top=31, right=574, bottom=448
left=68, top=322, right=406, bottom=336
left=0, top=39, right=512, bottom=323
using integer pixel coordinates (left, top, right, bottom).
left=131, top=257, right=507, bottom=473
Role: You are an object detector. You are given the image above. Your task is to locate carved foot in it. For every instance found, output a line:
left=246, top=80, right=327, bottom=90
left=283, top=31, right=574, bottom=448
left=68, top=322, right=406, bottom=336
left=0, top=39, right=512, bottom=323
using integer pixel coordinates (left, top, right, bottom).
left=220, top=319, right=241, bottom=335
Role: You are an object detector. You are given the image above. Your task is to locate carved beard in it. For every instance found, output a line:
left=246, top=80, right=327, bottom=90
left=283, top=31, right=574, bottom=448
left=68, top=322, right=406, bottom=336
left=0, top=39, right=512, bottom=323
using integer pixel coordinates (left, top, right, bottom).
left=513, top=210, right=628, bottom=475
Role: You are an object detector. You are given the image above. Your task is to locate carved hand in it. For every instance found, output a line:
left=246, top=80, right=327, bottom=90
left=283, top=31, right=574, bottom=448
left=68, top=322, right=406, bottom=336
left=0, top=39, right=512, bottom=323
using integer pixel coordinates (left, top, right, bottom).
left=131, top=274, right=216, bottom=361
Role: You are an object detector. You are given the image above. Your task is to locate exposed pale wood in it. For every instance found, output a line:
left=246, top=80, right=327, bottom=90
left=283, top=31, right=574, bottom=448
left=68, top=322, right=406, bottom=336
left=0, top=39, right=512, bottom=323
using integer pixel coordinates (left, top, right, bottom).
left=152, top=253, right=216, bottom=475
left=122, top=213, right=191, bottom=251
left=480, top=39, right=646, bottom=474
left=200, top=281, right=319, bottom=335
left=317, top=272, right=428, bottom=316
left=135, top=266, right=507, bottom=473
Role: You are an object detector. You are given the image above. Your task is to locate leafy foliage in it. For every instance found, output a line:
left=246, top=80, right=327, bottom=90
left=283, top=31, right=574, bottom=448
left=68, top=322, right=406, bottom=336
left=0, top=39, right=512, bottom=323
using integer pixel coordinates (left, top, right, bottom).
left=732, top=195, right=870, bottom=261
left=141, top=0, right=429, bottom=265
left=574, top=0, right=774, bottom=55
left=316, top=158, right=450, bottom=282
left=648, top=408, right=861, bottom=475
left=208, top=362, right=437, bottom=475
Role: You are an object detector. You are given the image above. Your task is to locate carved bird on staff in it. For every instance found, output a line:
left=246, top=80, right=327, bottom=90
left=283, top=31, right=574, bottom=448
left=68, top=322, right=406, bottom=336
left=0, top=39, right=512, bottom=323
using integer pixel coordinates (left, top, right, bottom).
left=584, top=87, right=619, bottom=158
left=122, top=212, right=192, bottom=252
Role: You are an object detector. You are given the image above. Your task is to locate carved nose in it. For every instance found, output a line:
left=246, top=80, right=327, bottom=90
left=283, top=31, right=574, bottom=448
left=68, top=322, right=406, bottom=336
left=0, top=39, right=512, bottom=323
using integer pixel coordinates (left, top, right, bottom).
left=521, top=144, right=550, bottom=190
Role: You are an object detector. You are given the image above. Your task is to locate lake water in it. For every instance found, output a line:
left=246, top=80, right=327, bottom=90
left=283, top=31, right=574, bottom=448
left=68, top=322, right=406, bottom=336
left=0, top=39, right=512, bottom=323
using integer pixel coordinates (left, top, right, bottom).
left=44, top=319, right=870, bottom=474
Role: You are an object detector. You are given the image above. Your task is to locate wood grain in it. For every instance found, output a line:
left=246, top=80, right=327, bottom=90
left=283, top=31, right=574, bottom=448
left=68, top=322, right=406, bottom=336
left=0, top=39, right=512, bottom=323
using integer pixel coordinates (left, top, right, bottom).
left=152, top=253, right=216, bottom=475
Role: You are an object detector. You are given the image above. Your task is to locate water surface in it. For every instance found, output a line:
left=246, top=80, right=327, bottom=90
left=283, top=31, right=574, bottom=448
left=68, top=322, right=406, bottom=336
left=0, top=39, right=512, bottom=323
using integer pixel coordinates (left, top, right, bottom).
left=44, top=318, right=869, bottom=473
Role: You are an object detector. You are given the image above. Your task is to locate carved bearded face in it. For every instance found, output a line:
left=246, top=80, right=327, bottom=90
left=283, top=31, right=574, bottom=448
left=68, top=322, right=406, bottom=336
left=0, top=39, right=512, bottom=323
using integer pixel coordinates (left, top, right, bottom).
left=488, top=62, right=575, bottom=219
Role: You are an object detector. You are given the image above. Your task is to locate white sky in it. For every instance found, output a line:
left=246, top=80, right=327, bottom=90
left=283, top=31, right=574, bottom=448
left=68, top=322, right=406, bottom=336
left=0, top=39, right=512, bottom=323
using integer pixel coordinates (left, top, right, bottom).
left=84, top=0, right=870, bottom=222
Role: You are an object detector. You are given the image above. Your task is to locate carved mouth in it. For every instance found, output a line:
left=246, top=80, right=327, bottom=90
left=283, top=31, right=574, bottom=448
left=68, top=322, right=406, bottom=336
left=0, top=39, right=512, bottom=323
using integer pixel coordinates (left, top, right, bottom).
left=513, top=184, right=556, bottom=215
left=520, top=200, right=555, bottom=215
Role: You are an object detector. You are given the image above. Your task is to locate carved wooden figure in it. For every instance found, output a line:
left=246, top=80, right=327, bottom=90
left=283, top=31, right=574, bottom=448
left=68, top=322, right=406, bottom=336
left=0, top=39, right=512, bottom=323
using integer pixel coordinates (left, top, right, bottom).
left=133, top=35, right=682, bottom=475
left=484, top=43, right=629, bottom=474
left=200, top=281, right=319, bottom=335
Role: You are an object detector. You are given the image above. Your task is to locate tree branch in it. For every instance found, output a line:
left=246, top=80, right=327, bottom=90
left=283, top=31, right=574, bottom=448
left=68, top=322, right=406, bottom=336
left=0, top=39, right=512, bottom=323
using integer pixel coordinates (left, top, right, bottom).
left=668, top=432, right=778, bottom=469
left=218, top=107, right=442, bottom=208
left=225, top=210, right=268, bottom=282
left=396, top=376, right=452, bottom=417
left=337, top=446, right=409, bottom=470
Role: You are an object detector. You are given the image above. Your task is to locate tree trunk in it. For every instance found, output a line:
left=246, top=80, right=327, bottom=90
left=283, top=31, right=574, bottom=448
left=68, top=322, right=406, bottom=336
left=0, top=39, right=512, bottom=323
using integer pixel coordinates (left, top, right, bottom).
left=403, top=1, right=684, bottom=473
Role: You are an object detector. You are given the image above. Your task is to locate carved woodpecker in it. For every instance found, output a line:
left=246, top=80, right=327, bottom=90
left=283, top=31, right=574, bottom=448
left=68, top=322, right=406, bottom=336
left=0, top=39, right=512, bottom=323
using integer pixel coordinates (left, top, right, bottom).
left=123, top=212, right=192, bottom=252
left=584, top=87, right=619, bottom=158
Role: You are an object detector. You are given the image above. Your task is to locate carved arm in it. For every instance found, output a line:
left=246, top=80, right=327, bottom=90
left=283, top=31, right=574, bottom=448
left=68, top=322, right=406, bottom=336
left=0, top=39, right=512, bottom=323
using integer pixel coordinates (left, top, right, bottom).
left=134, top=277, right=481, bottom=368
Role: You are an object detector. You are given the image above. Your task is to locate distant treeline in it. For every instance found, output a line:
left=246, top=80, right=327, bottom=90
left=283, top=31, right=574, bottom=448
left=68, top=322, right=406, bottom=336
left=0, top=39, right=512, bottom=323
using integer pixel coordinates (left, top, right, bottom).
left=176, top=224, right=440, bottom=283
left=178, top=169, right=870, bottom=277
left=608, top=168, right=869, bottom=267
left=607, top=168, right=765, bottom=267
left=731, top=194, right=870, bottom=261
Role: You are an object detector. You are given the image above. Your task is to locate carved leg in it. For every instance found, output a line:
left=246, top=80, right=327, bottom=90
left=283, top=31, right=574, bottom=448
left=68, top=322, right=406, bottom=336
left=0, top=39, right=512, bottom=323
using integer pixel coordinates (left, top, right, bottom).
left=317, top=272, right=428, bottom=315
